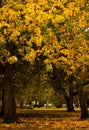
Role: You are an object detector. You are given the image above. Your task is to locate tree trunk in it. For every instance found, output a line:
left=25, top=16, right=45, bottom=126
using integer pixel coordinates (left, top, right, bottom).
left=0, top=87, right=4, bottom=117
left=61, top=86, right=74, bottom=112
left=66, top=100, right=74, bottom=112
left=50, top=65, right=74, bottom=112
left=0, top=76, right=4, bottom=117
left=67, top=86, right=74, bottom=112
left=78, top=85, right=88, bottom=119
left=64, top=95, right=74, bottom=112
left=3, top=64, right=17, bottom=123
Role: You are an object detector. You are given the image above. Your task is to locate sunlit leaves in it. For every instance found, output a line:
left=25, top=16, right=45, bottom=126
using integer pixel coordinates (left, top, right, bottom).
left=0, top=34, right=6, bottom=45
left=31, top=35, right=43, bottom=47
left=24, top=49, right=36, bottom=63
left=63, top=8, right=73, bottom=18
left=0, top=0, right=88, bottom=86
left=52, top=15, right=65, bottom=24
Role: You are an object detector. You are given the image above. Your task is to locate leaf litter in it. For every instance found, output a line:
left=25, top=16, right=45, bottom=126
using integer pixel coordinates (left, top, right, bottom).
left=0, top=110, right=89, bottom=130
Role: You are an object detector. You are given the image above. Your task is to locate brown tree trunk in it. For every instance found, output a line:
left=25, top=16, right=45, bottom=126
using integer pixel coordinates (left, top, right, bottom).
left=3, top=64, right=17, bottom=123
left=64, top=94, right=74, bottom=112
left=66, top=99, right=74, bottom=112
left=78, top=85, right=88, bottom=119
left=0, top=88, right=4, bottom=117
left=51, top=65, right=75, bottom=112
left=67, top=86, right=74, bottom=112
left=61, top=86, right=74, bottom=112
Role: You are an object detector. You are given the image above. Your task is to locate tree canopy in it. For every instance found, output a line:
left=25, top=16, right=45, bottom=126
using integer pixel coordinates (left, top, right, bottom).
left=0, top=0, right=89, bottom=122
left=0, top=0, right=89, bottom=76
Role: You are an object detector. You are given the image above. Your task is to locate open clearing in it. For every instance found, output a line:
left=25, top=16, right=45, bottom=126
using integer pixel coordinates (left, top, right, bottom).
left=0, top=108, right=89, bottom=130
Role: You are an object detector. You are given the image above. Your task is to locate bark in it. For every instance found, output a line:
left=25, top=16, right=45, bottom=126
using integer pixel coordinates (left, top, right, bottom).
left=50, top=78, right=74, bottom=111
left=3, top=64, right=17, bottom=123
left=0, top=88, right=4, bottom=117
left=63, top=88, right=74, bottom=112
left=68, top=86, right=74, bottom=111
left=0, top=76, right=4, bottom=117
left=65, top=98, right=74, bottom=112
left=78, top=85, right=88, bottom=119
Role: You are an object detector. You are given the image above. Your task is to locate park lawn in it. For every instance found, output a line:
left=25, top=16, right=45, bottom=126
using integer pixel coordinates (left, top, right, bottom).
left=0, top=108, right=89, bottom=130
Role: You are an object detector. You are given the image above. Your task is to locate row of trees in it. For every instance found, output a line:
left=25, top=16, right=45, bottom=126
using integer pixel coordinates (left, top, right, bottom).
left=0, top=0, right=89, bottom=123
left=15, top=68, right=65, bottom=108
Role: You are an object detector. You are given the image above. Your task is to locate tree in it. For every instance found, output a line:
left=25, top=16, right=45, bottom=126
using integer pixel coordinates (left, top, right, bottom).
left=0, top=1, right=29, bottom=122
left=0, top=0, right=89, bottom=122
left=42, top=0, right=89, bottom=117
left=48, top=65, right=75, bottom=111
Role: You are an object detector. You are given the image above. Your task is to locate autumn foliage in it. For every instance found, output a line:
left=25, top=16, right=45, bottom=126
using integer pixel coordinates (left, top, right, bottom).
left=0, top=0, right=89, bottom=123
left=0, top=109, right=89, bottom=130
left=0, top=0, right=89, bottom=71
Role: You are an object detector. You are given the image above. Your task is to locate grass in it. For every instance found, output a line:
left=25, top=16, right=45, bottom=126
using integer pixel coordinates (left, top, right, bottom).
left=16, top=107, right=81, bottom=118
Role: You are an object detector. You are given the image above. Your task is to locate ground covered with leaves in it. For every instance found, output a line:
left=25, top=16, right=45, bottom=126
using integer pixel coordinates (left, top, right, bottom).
left=0, top=108, right=89, bottom=130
